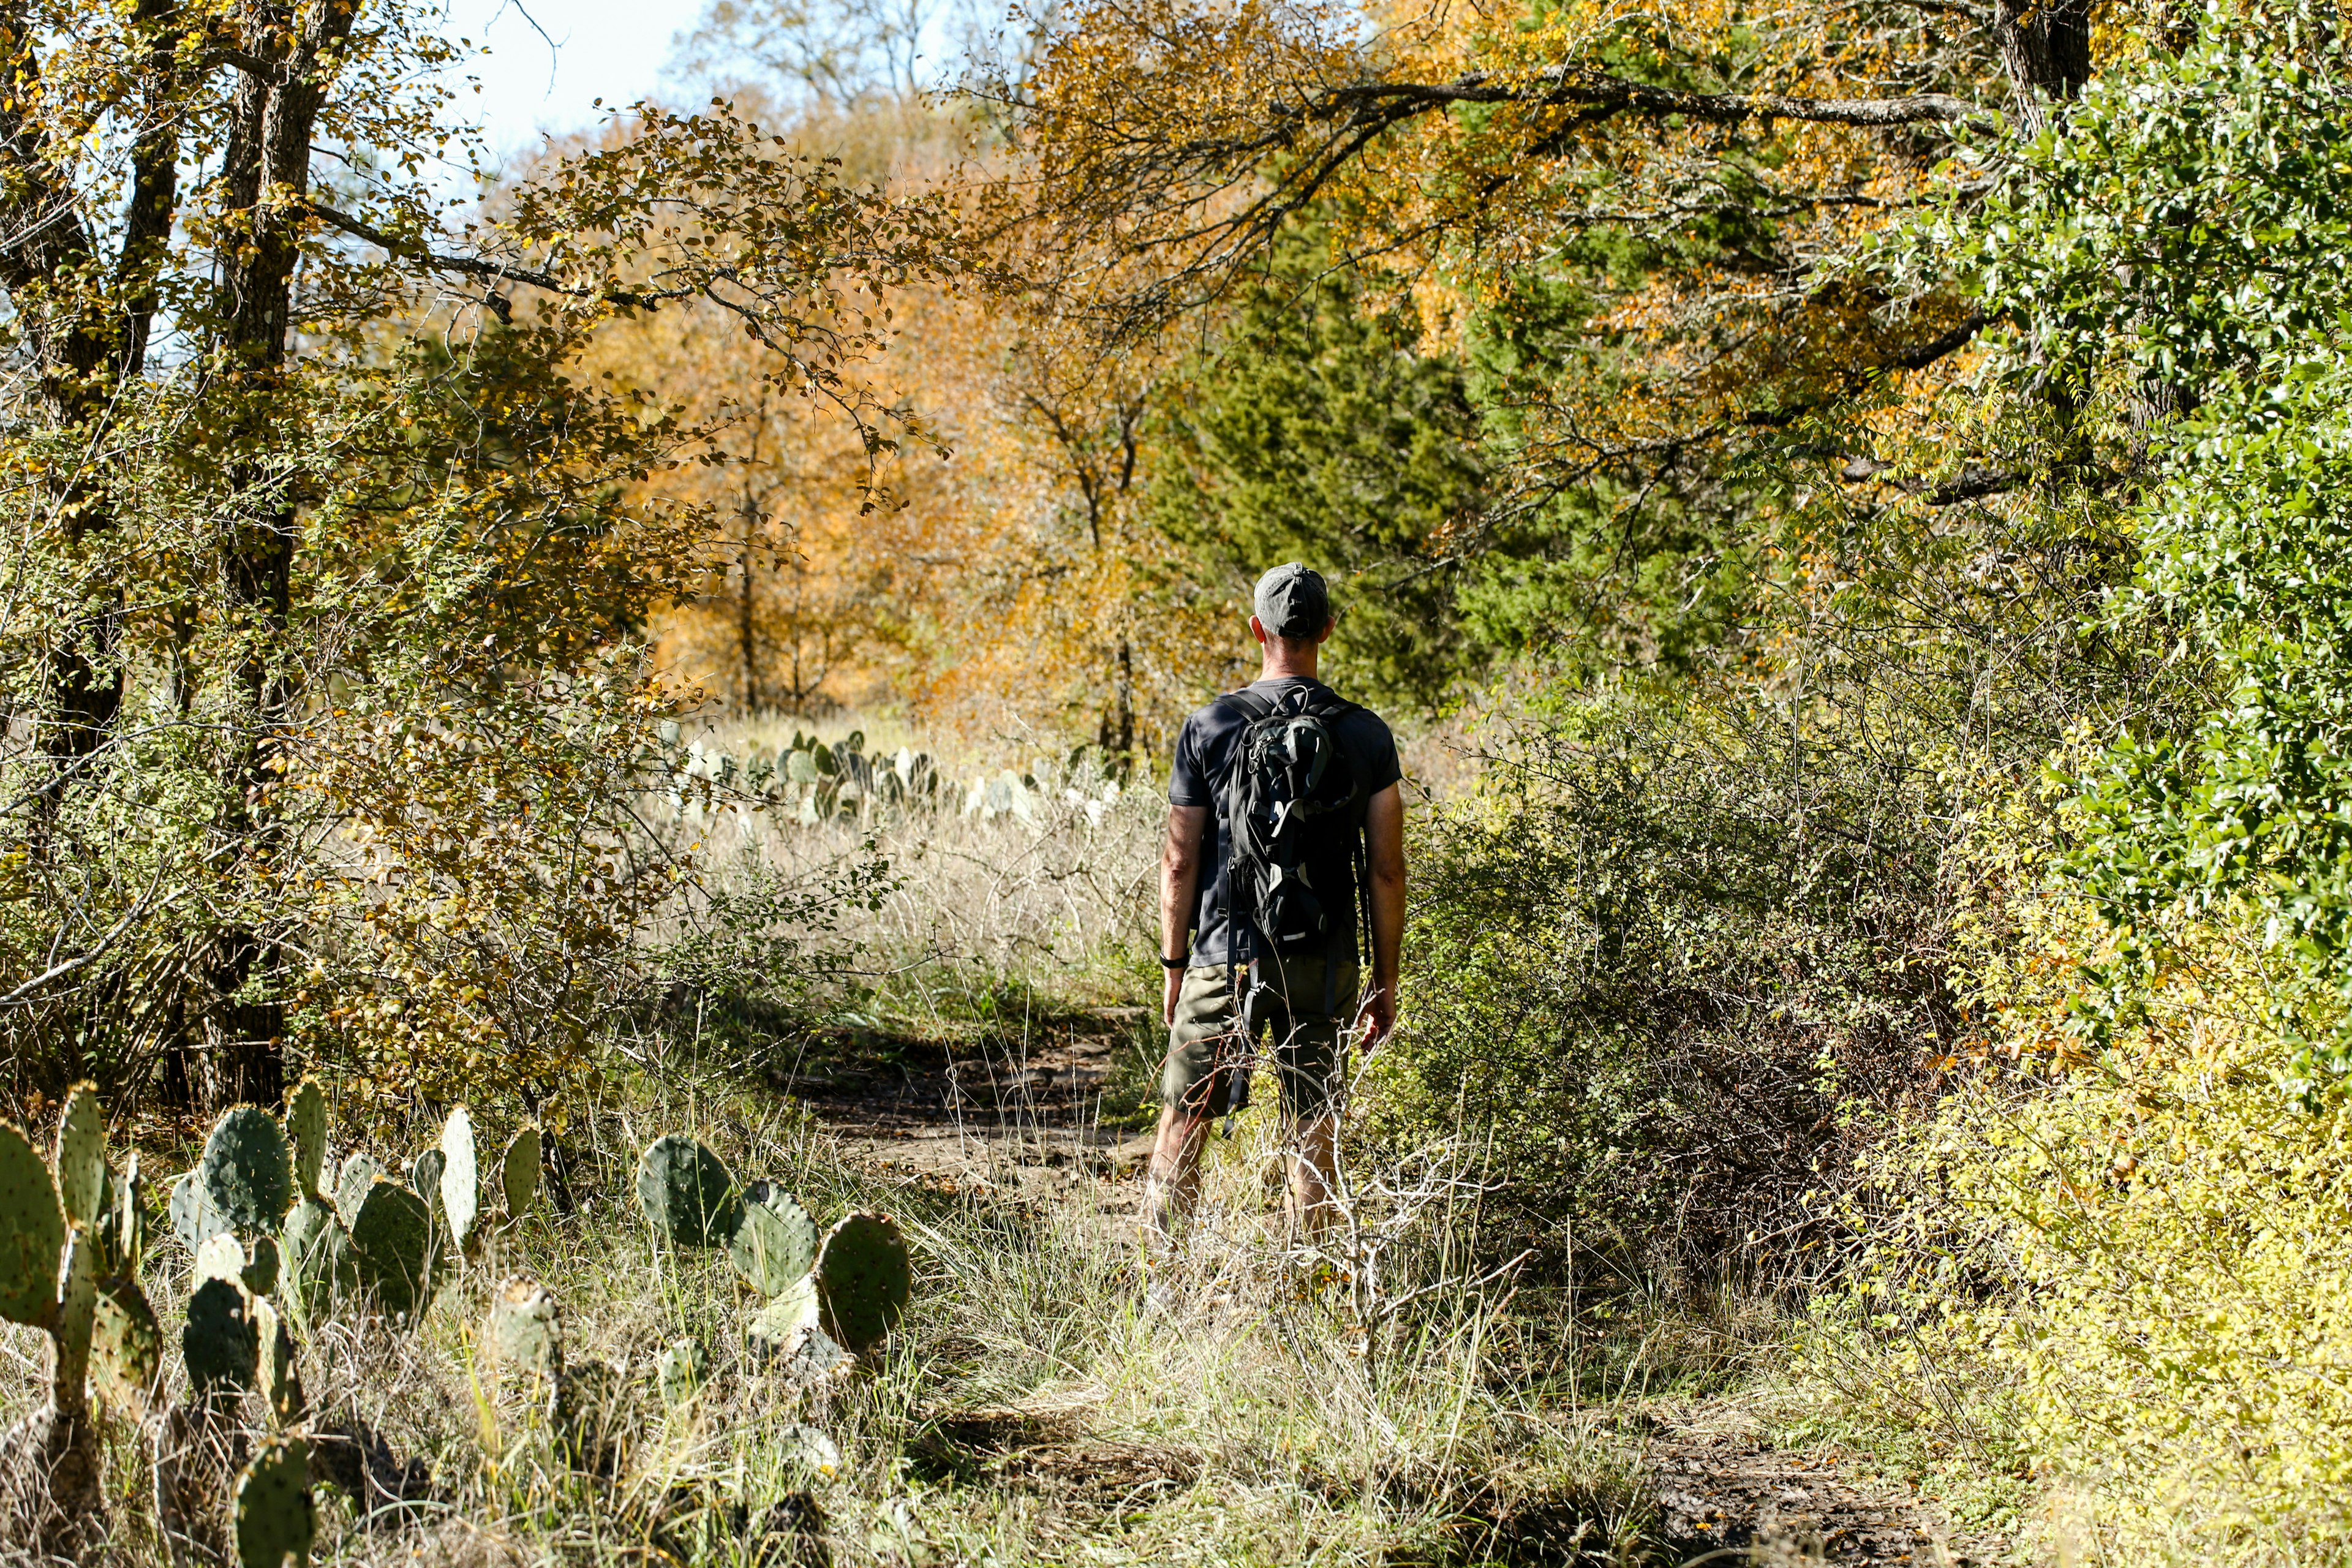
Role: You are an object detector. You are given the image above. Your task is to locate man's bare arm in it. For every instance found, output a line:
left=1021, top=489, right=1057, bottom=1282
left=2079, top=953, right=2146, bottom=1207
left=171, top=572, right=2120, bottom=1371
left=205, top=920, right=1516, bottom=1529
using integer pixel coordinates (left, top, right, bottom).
left=1161, top=804, right=1209, bottom=1024
left=1363, top=783, right=1405, bottom=1044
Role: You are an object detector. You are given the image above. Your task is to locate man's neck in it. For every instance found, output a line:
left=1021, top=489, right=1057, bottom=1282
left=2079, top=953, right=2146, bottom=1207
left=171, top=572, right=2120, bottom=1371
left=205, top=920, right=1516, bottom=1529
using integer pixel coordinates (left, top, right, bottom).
left=1258, top=655, right=1318, bottom=682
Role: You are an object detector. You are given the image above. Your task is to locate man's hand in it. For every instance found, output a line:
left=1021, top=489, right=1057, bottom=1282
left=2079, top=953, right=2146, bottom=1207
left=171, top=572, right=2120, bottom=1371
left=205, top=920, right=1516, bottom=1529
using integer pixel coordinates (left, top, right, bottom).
left=1359, top=978, right=1397, bottom=1049
left=1164, top=964, right=1185, bottom=1027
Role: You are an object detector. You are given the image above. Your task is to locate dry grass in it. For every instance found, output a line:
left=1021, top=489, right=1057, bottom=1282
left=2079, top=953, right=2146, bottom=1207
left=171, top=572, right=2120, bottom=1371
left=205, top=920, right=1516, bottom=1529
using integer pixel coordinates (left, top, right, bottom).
left=0, top=716, right=1694, bottom=1566
left=1, top=1091, right=1663, bottom=1566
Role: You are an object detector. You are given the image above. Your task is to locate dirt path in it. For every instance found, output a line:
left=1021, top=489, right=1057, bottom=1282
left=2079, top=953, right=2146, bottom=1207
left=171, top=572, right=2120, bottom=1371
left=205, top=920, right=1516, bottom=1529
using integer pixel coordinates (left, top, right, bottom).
left=771, top=1009, right=1155, bottom=1176
left=1645, top=1404, right=2008, bottom=1565
left=782, top=1020, right=2006, bottom=1566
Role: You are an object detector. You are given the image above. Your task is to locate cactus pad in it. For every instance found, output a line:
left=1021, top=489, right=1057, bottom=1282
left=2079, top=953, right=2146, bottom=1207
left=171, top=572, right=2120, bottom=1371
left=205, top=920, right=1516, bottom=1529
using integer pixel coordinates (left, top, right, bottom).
left=280, top=1197, right=351, bottom=1324
left=438, top=1107, right=478, bottom=1248
left=184, top=1276, right=258, bottom=1394
left=253, top=1297, right=301, bottom=1428
left=635, top=1134, right=741, bottom=1247
left=115, top=1153, right=146, bottom=1275
left=483, top=1276, right=563, bottom=1388
left=749, top=1280, right=854, bottom=1385
left=52, top=1084, right=105, bottom=1227
left=747, top=1275, right=821, bottom=1347
left=777, top=1422, right=843, bottom=1476
left=244, top=1232, right=281, bottom=1296
left=53, top=1226, right=94, bottom=1412
left=813, top=1212, right=913, bottom=1352
left=500, top=1126, right=540, bottom=1223
left=410, top=1147, right=445, bottom=1215
left=0, top=1120, right=63, bottom=1328
left=728, top=1182, right=816, bottom=1297
left=195, top=1232, right=247, bottom=1286
left=92, top=1276, right=160, bottom=1410
left=333, top=1152, right=383, bottom=1229
left=169, top=1168, right=230, bottom=1254
left=201, top=1106, right=292, bottom=1235
left=656, top=1337, right=709, bottom=1408
left=287, top=1079, right=327, bottom=1196
left=349, top=1180, right=433, bottom=1318
left=233, top=1435, right=314, bottom=1568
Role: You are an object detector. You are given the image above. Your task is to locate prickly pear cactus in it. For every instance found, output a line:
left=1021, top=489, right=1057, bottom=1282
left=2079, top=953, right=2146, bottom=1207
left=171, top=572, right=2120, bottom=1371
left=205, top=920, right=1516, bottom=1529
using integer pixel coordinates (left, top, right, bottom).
left=279, top=1197, right=352, bottom=1324
left=635, top=1134, right=741, bottom=1248
left=168, top=1168, right=230, bottom=1254
left=52, top=1228, right=94, bottom=1412
left=194, top=1232, right=246, bottom=1287
left=439, top=1107, right=477, bottom=1248
left=200, top=1106, right=292, bottom=1236
left=333, top=1152, right=384, bottom=1229
left=347, top=1180, right=433, bottom=1318
left=812, top=1212, right=913, bottom=1352
left=91, top=1276, right=160, bottom=1410
left=252, top=1297, right=301, bottom=1428
left=727, top=1182, right=816, bottom=1297
left=243, top=1233, right=280, bottom=1296
left=656, top=1337, right=709, bottom=1408
left=233, top=1435, right=314, bottom=1568
left=482, top=1276, right=563, bottom=1393
left=287, top=1079, right=328, bottom=1196
left=747, top=1275, right=821, bottom=1347
left=500, top=1126, right=540, bottom=1223
left=111, top=1153, right=145, bottom=1277
left=750, top=1276, right=853, bottom=1382
left=410, top=1148, right=445, bottom=1218
left=778, top=1422, right=843, bottom=1477
left=0, top=1120, right=63, bottom=1327
left=51, top=1084, right=105, bottom=1228
left=184, top=1276, right=258, bottom=1395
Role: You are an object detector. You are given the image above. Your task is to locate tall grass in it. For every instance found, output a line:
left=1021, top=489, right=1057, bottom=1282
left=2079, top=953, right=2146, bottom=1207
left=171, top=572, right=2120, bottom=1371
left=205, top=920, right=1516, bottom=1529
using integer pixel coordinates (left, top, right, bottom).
left=0, top=716, right=1703, bottom=1566
left=0, top=1085, right=1667, bottom=1565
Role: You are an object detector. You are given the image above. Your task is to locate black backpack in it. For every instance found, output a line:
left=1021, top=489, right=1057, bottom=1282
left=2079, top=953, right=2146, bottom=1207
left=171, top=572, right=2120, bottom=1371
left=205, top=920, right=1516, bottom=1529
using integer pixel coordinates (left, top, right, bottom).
left=1221, top=685, right=1368, bottom=967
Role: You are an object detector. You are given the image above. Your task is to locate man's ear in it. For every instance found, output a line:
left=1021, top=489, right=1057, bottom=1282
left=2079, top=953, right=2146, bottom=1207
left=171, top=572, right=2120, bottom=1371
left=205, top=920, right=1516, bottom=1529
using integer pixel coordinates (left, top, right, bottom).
left=1315, top=614, right=1336, bottom=646
left=1249, top=614, right=1272, bottom=647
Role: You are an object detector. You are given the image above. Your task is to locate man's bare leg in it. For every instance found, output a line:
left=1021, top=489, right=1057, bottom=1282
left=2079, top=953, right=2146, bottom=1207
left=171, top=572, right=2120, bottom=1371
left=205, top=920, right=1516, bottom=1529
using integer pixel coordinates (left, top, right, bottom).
left=1141, top=1101, right=1212, bottom=1251
left=1286, top=1111, right=1342, bottom=1240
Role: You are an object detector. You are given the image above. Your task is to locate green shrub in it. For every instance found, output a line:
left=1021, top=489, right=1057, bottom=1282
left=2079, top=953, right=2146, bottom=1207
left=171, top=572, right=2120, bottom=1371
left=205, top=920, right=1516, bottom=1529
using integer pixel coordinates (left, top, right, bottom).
left=1370, top=686, right=1961, bottom=1280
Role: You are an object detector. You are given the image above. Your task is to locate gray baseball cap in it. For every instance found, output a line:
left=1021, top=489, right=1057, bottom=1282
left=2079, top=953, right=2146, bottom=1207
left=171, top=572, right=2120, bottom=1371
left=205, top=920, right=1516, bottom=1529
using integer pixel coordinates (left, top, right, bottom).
left=1253, top=562, right=1331, bottom=638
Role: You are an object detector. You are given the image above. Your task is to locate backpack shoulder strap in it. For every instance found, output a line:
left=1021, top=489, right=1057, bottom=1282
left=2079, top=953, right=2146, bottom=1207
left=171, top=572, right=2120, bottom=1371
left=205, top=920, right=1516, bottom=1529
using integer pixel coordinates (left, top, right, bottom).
left=1222, top=688, right=1278, bottom=723
left=1297, top=687, right=1362, bottom=721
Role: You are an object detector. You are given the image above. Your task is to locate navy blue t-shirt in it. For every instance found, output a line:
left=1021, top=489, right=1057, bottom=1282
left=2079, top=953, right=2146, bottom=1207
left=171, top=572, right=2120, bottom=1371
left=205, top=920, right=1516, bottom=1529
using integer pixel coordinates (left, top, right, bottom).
left=1167, top=676, right=1402, bottom=967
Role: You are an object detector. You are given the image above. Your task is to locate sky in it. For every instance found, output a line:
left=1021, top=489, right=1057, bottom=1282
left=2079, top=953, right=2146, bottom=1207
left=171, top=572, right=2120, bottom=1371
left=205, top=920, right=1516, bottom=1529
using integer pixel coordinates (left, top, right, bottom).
left=437, top=0, right=683, bottom=162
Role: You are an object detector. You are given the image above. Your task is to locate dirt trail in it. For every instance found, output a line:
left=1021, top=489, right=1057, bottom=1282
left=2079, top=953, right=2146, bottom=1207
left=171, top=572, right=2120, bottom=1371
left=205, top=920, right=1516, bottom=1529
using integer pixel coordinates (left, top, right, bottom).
left=772, top=1009, right=1155, bottom=1175
left=1645, top=1406, right=2007, bottom=1565
left=783, top=1020, right=2003, bottom=1566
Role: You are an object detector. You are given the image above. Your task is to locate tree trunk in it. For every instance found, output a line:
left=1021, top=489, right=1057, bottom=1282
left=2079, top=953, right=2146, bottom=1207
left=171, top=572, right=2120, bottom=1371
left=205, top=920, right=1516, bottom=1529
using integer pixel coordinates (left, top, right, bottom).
left=0, top=4, right=172, bottom=826
left=739, top=494, right=762, bottom=714
left=1992, top=0, right=2092, bottom=131
left=197, top=0, right=360, bottom=1109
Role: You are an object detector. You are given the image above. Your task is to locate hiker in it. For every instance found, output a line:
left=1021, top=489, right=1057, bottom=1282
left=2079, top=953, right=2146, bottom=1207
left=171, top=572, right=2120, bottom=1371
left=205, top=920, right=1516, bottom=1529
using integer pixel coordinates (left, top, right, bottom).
left=1145, top=562, right=1406, bottom=1246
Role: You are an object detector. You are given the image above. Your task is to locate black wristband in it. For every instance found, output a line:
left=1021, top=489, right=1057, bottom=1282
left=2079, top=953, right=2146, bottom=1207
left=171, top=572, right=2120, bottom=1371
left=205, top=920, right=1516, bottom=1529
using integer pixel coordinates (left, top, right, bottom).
left=1161, top=956, right=1188, bottom=970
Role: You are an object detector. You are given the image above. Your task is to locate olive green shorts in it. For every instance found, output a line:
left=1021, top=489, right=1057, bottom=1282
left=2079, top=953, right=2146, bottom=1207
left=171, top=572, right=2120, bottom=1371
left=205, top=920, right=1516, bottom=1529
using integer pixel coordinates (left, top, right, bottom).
left=1163, top=954, right=1361, bottom=1120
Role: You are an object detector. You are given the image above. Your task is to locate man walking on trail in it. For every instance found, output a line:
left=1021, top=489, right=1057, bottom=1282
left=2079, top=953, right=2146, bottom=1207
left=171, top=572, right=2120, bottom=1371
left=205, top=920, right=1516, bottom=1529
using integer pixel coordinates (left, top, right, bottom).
left=1146, top=562, right=1406, bottom=1246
